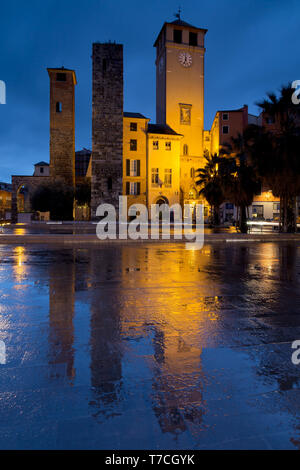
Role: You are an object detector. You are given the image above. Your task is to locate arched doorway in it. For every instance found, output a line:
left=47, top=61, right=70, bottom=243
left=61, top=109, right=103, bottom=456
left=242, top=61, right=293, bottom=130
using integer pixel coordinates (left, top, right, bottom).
left=153, top=196, right=173, bottom=222
left=11, top=175, right=51, bottom=223
left=17, top=185, right=29, bottom=213
left=155, top=196, right=169, bottom=207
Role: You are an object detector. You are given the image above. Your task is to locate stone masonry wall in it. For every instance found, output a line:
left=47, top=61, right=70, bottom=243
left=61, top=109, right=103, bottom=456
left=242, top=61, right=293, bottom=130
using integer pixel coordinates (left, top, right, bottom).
left=48, top=69, right=76, bottom=187
left=91, top=43, right=123, bottom=218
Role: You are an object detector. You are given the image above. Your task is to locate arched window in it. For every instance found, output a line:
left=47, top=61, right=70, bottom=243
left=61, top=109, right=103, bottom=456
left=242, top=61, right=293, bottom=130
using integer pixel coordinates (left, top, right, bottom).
left=183, top=144, right=188, bottom=155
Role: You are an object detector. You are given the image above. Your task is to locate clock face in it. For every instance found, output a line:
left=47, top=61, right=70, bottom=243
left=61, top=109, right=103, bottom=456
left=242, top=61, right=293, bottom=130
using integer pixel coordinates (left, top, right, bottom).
left=178, top=51, right=192, bottom=68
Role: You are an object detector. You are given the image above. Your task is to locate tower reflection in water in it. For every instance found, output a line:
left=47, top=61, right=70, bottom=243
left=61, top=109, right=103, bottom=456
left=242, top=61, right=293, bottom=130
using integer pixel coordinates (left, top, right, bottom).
left=48, top=252, right=75, bottom=381
left=118, top=245, right=218, bottom=436
left=8, top=242, right=300, bottom=447
left=89, top=248, right=123, bottom=416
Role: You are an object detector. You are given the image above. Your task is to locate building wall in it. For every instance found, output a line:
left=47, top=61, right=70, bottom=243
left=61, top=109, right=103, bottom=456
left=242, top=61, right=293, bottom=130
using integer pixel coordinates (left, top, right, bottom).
left=203, top=130, right=211, bottom=154
left=34, top=165, right=50, bottom=177
left=0, top=189, right=13, bottom=219
left=122, top=117, right=148, bottom=208
left=210, top=113, right=220, bottom=155
left=91, top=43, right=123, bottom=218
left=180, top=155, right=205, bottom=205
left=219, top=106, right=248, bottom=148
left=48, top=68, right=76, bottom=187
left=147, top=133, right=181, bottom=209
left=249, top=200, right=280, bottom=221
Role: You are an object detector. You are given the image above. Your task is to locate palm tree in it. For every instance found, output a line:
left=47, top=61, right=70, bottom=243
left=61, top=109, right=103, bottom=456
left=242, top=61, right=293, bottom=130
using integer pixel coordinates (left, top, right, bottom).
left=219, top=136, right=261, bottom=233
left=251, top=85, right=300, bottom=232
left=196, top=152, right=225, bottom=226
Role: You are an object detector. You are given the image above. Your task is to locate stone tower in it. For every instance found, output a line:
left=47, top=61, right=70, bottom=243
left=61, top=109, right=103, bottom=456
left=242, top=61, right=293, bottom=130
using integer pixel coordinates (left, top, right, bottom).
left=91, top=43, right=123, bottom=218
left=154, top=18, right=207, bottom=207
left=47, top=67, right=76, bottom=187
left=154, top=19, right=207, bottom=157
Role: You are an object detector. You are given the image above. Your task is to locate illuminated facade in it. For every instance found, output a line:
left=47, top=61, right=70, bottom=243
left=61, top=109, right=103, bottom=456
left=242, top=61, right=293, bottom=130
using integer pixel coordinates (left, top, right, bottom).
left=154, top=19, right=207, bottom=209
left=121, top=115, right=182, bottom=211
left=121, top=18, right=209, bottom=215
left=122, top=113, right=148, bottom=207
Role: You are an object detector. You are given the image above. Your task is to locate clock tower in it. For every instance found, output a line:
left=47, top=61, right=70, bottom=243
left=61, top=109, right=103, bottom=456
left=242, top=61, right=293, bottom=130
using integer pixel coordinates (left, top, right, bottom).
left=154, top=17, right=207, bottom=159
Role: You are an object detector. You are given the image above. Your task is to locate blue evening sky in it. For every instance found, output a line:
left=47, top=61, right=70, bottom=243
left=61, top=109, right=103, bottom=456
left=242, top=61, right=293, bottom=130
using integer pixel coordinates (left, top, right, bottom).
left=0, top=0, right=299, bottom=181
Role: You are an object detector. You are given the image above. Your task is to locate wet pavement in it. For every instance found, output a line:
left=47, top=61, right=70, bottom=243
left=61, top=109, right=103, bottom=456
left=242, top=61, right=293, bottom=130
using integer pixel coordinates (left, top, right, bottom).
left=0, top=242, right=300, bottom=449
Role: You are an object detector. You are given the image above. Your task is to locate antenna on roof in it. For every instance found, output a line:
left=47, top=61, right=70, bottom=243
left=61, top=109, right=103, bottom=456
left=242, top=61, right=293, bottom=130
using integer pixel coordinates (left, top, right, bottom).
left=174, top=6, right=182, bottom=20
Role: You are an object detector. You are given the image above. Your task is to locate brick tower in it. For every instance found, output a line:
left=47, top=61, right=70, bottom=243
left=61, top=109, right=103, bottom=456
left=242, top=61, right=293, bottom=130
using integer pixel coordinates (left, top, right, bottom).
left=91, top=43, right=123, bottom=218
left=47, top=67, right=76, bottom=187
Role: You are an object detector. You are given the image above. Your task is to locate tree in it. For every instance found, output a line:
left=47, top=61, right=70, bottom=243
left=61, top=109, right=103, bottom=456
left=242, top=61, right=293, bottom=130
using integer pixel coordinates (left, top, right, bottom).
left=250, top=85, right=300, bottom=232
left=220, top=134, right=261, bottom=233
left=196, top=152, right=225, bottom=225
left=31, top=182, right=74, bottom=221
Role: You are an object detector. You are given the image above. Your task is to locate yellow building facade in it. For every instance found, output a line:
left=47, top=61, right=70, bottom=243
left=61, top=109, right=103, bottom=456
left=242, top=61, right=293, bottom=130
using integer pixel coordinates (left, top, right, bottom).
left=122, top=18, right=209, bottom=216
left=146, top=124, right=181, bottom=209
left=122, top=113, right=149, bottom=207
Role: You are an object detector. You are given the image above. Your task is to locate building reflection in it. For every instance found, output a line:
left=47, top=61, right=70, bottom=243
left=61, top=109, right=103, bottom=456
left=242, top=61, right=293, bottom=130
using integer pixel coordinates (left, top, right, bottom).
left=12, top=246, right=28, bottom=282
left=48, top=250, right=76, bottom=381
left=89, top=248, right=123, bottom=415
left=120, top=245, right=214, bottom=435
left=9, top=242, right=300, bottom=447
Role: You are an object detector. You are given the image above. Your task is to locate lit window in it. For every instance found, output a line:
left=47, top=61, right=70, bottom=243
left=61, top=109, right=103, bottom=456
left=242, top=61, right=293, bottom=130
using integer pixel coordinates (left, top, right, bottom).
left=153, top=141, right=159, bottom=150
left=131, top=160, right=140, bottom=176
left=126, top=182, right=140, bottom=195
left=151, top=168, right=159, bottom=186
left=165, top=141, right=171, bottom=151
left=252, top=205, right=264, bottom=218
left=130, top=160, right=137, bottom=176
left=130, top=183, right=136, bottom=195
left=164, top=169, right=172, bottom=187
left=126, top=159, right=140, bottom=177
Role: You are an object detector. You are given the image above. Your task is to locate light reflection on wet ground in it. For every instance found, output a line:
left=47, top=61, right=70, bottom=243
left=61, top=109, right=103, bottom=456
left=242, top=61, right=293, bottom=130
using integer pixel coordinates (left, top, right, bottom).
left=0, top=242, right=300, bottom=449
left=0, top=224, right=238, bottom=235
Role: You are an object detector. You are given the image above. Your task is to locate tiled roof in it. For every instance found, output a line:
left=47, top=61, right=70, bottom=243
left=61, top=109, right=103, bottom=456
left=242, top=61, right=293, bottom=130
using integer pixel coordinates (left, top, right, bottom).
left=124, top=112, right=148, bottom=119
left=170, top=19, right=198, bottom=29
left=147, top=124, right=182, bottom=136
left=34, top=161, right=49, bottom=166
left=154, top=18, right=207, bottom=46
